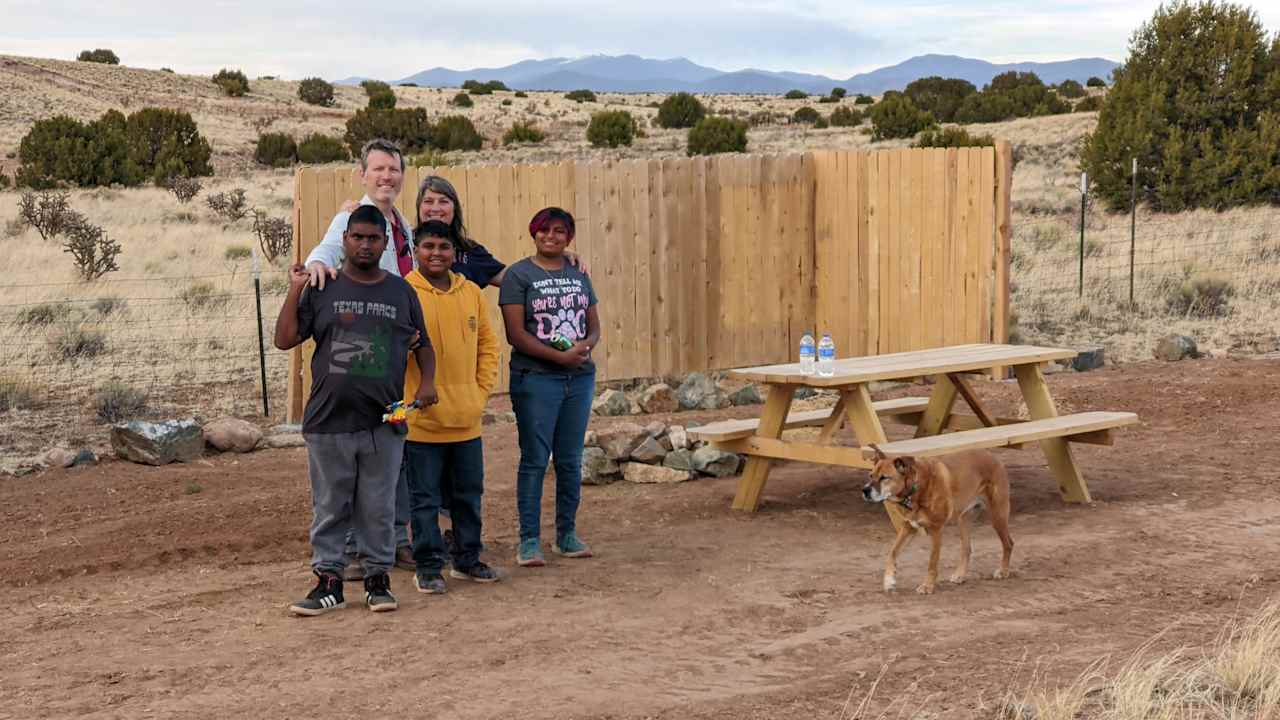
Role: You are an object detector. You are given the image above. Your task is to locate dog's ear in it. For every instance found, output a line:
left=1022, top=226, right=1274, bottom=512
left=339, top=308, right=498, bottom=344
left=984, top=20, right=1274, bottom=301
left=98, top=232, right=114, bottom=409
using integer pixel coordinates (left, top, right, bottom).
left=893, top=456, right=915, bottom=475
left=870, top=443, right=886, bottom=461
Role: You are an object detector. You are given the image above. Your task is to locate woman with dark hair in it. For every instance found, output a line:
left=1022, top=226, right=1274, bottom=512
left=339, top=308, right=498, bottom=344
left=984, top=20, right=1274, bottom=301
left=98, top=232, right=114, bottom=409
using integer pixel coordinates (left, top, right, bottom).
left=498, top=207, right=601, bottom=568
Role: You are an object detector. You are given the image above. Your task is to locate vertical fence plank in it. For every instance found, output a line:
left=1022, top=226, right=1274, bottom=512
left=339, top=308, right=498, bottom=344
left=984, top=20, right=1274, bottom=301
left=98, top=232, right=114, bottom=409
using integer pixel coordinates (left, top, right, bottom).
left=694, top=156, right=714, bottom=373
left=979, top=147, right=997, bottom=346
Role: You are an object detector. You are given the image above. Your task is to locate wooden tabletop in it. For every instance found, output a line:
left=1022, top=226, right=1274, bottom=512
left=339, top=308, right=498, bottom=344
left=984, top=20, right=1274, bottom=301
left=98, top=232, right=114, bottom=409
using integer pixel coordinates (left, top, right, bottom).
left=731, top=343, right=1077, bottom=386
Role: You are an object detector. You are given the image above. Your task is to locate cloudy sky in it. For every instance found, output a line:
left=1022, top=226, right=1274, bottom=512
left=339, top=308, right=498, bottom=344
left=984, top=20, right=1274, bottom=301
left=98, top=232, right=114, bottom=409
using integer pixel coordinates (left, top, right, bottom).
left=4, top=1, right=1279, bottom=80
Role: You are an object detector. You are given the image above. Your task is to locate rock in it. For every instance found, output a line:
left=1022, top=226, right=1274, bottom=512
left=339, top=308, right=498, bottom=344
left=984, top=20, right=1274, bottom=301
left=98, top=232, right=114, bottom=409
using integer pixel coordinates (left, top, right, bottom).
left=629, top=398, right=643, bottom=415
left=629, top=437, right=668, bottom=464
left=111, top=419, right=204, bottom=466
left=663, top=448, right=695, bottom=471
left=795, top=386, right=817, bottom=400
left=1155, top=334, right=1198, bottom=362
left=644, top=420, right=667, bottom=439
left=622, top=463, right=694, bottom=484
left=203, top=416, right=263, bottom=453
left=264, top=433, right=306, bottom=449
left=691, top=447, right=743, bottom=477
left=659, top=435, right=673, bottom=451
left=70, top=448, right=98, bottom=467
left=596, top=423, right=650, bottom=460
left=668, top=425, right=690, bottom=451
left=270, top=423, right=302, bottom=434
left=1072, top=345, right=1105, bottom=372
left=584, top=430, right=599, bottom=448
left=638, top=383, right=679, bottom=414
left=40, top=447, right=76, bottom=469
left=729, top=384, right=764, bottom=406
left=592, top=389, right=631, bottom=416
left=676, top=372, right=730, bottom=411
left=580, top=447, right=620, bottom=485
left=1042, top=361, right=1065, bottom=375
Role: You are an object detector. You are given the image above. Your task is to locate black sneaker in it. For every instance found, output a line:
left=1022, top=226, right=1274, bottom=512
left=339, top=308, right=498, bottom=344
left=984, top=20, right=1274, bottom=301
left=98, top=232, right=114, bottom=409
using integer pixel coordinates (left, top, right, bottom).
left=415, top=571, right=447, bottom=594
left=363, top=573, right=398, bottom=612
left=450, top=561, right=501, bottom=584
left=289, top=571, right=345, bottom=616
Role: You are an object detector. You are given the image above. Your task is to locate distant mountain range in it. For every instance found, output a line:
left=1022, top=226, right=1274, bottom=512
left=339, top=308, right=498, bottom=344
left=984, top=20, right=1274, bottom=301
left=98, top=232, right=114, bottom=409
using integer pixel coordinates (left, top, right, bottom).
left=338, top=54, right=1119, bottom=95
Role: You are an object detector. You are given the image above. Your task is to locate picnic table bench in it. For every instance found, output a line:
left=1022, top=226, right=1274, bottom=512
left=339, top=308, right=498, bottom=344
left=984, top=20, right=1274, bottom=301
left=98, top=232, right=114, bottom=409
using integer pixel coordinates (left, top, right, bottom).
left=689, top=344, right=1138, bottom=527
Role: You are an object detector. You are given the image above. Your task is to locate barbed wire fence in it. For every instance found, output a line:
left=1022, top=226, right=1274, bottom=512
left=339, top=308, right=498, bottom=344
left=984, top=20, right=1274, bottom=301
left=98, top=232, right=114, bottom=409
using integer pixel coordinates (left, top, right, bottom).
left=1010, top=167, right=1280, bottom=361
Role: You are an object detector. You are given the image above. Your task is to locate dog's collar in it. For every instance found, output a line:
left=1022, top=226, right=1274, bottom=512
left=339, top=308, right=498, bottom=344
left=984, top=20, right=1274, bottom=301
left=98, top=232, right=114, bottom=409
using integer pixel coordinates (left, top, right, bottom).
left=891, top=483, right=918, bottom=510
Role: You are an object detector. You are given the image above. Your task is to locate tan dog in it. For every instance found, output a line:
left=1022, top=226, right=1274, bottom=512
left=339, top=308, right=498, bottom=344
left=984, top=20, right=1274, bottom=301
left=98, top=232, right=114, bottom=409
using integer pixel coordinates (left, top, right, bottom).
left=862, top=446, right=1013, bottom=594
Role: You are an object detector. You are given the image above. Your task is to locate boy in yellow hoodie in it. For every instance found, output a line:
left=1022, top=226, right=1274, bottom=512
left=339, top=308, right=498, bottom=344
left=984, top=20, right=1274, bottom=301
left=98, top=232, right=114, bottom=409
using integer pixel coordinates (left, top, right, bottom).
left=404, top=220, right=501, bottom=593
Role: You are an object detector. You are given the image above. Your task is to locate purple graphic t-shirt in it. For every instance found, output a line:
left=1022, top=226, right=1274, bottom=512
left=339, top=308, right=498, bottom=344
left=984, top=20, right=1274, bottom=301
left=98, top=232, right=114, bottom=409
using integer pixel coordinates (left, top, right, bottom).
left=498, top=257, right=597, bottom=375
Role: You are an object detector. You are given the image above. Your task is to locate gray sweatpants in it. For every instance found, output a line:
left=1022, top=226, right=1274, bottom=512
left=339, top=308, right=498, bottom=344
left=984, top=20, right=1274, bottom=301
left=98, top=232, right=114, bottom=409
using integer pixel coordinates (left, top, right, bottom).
left=304, top=424, right=404, bottom=576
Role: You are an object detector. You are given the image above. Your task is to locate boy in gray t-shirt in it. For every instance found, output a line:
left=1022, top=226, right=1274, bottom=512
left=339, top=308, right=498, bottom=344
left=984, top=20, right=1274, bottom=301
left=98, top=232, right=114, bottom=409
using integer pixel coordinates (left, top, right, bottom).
left=275, top=205, right=438, bottom=616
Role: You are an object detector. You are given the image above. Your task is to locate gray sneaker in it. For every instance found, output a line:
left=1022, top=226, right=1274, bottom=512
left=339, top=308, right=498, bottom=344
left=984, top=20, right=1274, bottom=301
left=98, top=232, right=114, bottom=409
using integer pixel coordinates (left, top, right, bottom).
left=415, top=571, right=447, bottom=594
left=516, top=538, right=545, bottom=567
left=554, top=532, right=593, bottom=558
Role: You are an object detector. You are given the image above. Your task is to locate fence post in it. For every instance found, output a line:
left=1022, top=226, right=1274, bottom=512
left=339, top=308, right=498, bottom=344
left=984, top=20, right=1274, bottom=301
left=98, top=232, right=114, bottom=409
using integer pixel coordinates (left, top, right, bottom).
left=252, top=246, right=270, bottom=417
left=1078, top=171, right=1087, bottom=299
left=1129, top=158, right=1137, bottom=307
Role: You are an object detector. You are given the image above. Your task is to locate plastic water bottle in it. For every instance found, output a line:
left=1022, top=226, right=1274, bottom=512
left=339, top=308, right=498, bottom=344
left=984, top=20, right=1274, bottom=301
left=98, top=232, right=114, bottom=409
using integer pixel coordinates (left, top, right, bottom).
left=818, top=333, right=836, bottom=377
left=799, top=332, right=816, bottom=374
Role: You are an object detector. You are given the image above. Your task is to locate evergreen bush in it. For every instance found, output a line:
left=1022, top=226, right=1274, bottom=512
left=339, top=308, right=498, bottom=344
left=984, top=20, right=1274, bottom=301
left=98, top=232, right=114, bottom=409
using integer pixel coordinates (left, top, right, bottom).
left=77, top=49, right=119, bottom=64
left=212, top=68, right=249, bottom=97
left=831, top=87, right=848, bottom=98
left=297, top=134, right=350, bottom=163
left=686, top=116, right=748, bottom=156
left=502, top=121, right=545, bottom=145
left=870, top=94, right=936, bottom=140
left=855, top=94, right=874, bottom=104
left=344, top=108, right=432, bottom=155
left=368, top=88, right=397, bottom=109
left=451, top=92, right=473, bottom=108
left=1086, top=76, right=1107, bottom=87
left=1075, top=95, right=1105, bottom=112
left=123, top=107, right=214, bottom=185
left=829, top=106, right=863, bottom=127
left=791, top=107, right=821, bottom=124
left=1056, top=79, right=1086, bottom=98
left=254, top=132, right=297, bottom=167
left=298, top=77, right=335, bottom=107
left=784, top=89, right=808, bottom=99
left=565, top=89, right=597, bottom=103
left=586, top=110, right=638, bottom=147
left=656, top=92, right=707, bottom=129
left=904, top=76, right=977, bottom=123
left=431, top=115, right=483, bottom=151
left=913, top=127, right=995, bottom=148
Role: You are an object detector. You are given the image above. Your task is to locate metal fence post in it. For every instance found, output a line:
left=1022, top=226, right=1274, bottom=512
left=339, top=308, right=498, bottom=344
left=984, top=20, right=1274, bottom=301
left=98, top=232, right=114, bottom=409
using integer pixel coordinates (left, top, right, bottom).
left=1079, top=171, right=1087, bottom=298
left=1129, top=158, right=1137, bottom=307
left=252, top=246, right=270, bottom=417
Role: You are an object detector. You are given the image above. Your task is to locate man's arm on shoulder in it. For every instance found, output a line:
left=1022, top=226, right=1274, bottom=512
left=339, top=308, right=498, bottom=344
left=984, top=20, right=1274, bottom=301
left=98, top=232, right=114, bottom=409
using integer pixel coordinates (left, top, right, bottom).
left=303, top=212, right=350, bottom=288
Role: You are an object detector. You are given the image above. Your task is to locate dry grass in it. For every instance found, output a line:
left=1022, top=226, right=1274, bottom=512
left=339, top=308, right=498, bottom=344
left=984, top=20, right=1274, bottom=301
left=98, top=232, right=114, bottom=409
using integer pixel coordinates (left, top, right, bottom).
left=995, top=601, right=1280, bottom=719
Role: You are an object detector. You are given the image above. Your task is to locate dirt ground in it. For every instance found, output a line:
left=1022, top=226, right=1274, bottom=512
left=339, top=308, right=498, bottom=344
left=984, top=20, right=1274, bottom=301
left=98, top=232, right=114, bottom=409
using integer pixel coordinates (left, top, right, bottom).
left=3, top=358, right=1279, bottom=720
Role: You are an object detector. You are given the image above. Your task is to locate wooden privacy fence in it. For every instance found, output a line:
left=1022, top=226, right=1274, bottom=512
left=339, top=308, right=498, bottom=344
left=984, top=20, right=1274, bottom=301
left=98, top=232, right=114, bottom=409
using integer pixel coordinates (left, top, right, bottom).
left=286, top=145, right=1012, bottom=422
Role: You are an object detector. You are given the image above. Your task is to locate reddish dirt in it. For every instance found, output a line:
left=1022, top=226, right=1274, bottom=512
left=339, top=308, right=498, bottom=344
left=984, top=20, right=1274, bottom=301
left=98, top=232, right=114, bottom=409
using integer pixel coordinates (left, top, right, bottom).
left=2, top=358, right=1279, bottom=719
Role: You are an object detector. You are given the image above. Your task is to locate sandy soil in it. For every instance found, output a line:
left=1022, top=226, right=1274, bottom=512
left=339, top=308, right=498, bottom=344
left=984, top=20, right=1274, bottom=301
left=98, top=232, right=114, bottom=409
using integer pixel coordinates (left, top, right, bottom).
left=2, top=358, right=1278, bottom=719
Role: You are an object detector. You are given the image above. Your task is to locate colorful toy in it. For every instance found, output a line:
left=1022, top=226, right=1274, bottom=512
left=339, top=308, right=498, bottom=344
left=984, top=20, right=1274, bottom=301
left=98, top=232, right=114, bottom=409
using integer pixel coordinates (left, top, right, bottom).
left=382, top=400, right=420, bottom=426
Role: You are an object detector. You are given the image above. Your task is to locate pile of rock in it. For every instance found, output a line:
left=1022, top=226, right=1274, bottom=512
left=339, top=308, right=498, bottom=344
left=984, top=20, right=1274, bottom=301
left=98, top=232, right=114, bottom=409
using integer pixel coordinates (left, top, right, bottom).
left=592, top=372, right=770, bottom=418
left=581, top=420, right=743, bottom=485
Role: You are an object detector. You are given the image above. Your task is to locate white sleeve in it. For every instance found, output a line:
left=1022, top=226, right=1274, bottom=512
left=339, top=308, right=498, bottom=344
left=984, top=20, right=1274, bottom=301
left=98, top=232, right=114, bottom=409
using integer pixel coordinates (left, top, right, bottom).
left=305, top=212, right=349, bottom=268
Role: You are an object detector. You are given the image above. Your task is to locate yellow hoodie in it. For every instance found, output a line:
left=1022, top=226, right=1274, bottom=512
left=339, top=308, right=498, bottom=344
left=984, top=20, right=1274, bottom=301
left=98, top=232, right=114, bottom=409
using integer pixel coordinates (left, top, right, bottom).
left=403, top=270, right=499, bottom=443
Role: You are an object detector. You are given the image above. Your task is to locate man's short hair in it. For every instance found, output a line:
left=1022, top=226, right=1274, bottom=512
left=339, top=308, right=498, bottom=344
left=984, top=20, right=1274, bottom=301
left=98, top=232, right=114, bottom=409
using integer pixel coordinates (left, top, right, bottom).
left=414, top=219, right=454, bottom=246
left=359, top=138, right=405, bottom=172
left=347, top=204, right=386, bottom=233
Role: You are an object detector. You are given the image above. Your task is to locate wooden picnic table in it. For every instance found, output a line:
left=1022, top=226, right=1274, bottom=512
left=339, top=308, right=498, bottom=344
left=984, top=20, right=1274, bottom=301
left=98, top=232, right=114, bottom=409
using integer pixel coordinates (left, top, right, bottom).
left=688, top=343, right=1138, bottom=527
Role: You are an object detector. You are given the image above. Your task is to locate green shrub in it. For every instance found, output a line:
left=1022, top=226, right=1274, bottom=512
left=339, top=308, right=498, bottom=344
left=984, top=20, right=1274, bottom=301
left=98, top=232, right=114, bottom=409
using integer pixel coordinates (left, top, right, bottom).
left=297, top=133, right=349, bottom=163
left=565, top=89, right=597, bottom=103
left=411, top=149, right=452, bottom=167
left=123, top=108, right=214, bottom=185
left=904, top=76, right=977, bottom=123
left=515, top=91, right=528, bottom=98
left=367, top=88, right=396, bottom=109
left=1075, top=95, right=1105, bottom=112
left=791, top=106, right=821, bottom=124
left=817, top=95, right=838, bottom=104
left=95, top=382, right=147, bottom=422
left=829, top=106, right=863, bottom=127
left=254, top=132, right=297, bottom=167
left=1056, top=79, right=1086, bottom=99
left=212, top=68, right=249, bottom=97
left=855, top=94, right=874, bottom=105
left=686, top=116, right=748, bottom=156
left=451, top=92, right=473, bottom=108
left=91, top=295, right=126, bottom=316
left=656, top=92, right=707, bottom=129
left=1081, top=1, right=1280, bottom=212
left=431, top=115, right=483, bottom=151
left=501, top=98, right=512, bottom=106
left=503, top=121, right=546, bottom=145
left=831, top=87, right=847, bottom=98
left=360, top=80, right=391, bottom=95
left=160, top=67, right=173, bottom=73
left=52, top=326, right=107, bottom=360
left=463, top=79, right=508, bottom=93
left=1086, top=76, right=1107, bottom=88
left=870, top=94, right=936, bottom=141
left=954, top=91, right=1018, bottom=123
left=1165, top=272, right=1235, bottom=317
left=298, top=77, right=335, bottom=107
left=814, top=117, right=829, bottom=129
left=17, top=302, right=67, bottom=326
left=224, top=244, right=253, bottom=260
left=0, top=374, right=41, bottom=411
left=398, top=82, right=418, bottom=87
left=913, top=126, right=996, bottom=148
left=343, top=108, right=432, bottom=155
left=77, top=49, right=119, bottom=65
left=586, top=110, right=638, bottom=148
left=784, top=89, right=808, bottom=99
left=16, top=113, right=134, bottom=188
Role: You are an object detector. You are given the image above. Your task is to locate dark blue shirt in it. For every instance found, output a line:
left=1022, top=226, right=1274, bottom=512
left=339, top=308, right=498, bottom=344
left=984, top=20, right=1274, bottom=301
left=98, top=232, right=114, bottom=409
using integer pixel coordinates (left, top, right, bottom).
left=452, top=242, right=506, bottom=288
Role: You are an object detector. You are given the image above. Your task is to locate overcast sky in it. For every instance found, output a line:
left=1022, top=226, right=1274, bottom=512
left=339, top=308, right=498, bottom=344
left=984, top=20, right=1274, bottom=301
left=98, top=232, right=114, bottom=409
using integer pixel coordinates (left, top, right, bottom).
left=4, top=1, right=1279, bottom=80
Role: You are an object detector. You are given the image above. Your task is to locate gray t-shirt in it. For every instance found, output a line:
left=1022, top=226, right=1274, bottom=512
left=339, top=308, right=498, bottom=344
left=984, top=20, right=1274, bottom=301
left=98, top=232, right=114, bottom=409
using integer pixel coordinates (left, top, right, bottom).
left=498, top=257, right=598, bottom=375
left=297, top=272, right=429, bottom=433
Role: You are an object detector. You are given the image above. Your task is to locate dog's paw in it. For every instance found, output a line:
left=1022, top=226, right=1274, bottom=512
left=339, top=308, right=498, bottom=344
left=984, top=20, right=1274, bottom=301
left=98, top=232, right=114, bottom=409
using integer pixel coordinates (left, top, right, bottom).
left=948, top=573, right=967, bottom=585
left=883, top=577, right=897, bottom=593
left=992, top=568, right=1010, bottom=580
left=915, top=582, right=935, bottom=595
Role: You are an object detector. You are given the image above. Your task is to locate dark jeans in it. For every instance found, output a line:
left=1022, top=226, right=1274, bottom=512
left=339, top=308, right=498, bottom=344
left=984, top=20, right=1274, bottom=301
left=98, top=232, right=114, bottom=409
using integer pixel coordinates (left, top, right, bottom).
left=405, top=438, right=484, bottom=573
left=510, top=370, right=595, bottom=543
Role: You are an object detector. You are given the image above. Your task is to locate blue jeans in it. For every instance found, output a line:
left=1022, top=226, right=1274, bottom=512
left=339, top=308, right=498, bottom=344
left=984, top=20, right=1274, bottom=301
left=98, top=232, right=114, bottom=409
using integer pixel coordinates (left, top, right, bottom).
left=510, top=370, right=595, bottom=543
left=405, top=438, right=484, bottom=573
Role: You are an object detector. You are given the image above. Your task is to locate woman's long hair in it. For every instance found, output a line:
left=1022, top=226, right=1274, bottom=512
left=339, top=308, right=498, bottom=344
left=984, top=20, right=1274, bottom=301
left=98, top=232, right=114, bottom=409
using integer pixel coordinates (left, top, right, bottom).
left=414, top=175, right=476, bottom=252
